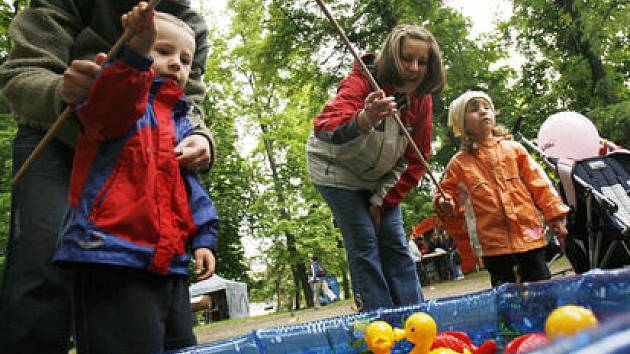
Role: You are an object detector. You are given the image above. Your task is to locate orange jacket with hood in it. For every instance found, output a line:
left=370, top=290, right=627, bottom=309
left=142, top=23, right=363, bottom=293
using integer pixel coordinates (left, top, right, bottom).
left=434, top=137, right=569, bottom=257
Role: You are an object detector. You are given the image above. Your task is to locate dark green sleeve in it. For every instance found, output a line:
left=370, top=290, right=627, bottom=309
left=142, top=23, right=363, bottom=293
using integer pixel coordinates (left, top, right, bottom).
left=0, top=6, right=83, bottom=146
left=177, top=6, right=215, bottom=170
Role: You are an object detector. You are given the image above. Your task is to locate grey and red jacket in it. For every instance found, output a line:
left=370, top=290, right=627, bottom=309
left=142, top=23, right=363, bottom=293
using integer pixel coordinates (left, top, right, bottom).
left=306, top=54, right=433, bottom=209
left=54, top=46, right=218, bottom=275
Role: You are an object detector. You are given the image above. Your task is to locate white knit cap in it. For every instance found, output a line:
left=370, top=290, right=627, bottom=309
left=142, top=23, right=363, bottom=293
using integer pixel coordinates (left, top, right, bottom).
left=448, top=91, right=495, bottom=137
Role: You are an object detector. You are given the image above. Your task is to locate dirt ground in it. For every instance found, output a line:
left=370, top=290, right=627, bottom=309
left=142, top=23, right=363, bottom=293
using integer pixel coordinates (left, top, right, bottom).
left=194, top=258, right=574, bottom=345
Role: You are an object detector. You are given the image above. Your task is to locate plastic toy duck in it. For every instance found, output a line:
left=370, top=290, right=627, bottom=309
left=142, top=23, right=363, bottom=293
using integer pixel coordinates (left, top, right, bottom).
left=505, top=305, right=599, bottom=353
left=504, top=333, right=548, bottom=354
left=545, top=305, right=599, bottom=339
left=431, top=331, right=497, bottom=354
left=364, top=320, right=405, bottom=354
left=427, top=349, right=470, bottom=354
left=404, top=312, right=437, bottom=354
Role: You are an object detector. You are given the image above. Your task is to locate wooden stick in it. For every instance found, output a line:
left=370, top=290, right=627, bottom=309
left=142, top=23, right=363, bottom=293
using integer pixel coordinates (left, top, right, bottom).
left=313, top=0, right=446, bottom=197
left=12, top=0, right=161, bottom=185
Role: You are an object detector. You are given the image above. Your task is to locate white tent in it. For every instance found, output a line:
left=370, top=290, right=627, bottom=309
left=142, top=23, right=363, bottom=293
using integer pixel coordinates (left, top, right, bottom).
left=189, top=275, right=249, bottom=319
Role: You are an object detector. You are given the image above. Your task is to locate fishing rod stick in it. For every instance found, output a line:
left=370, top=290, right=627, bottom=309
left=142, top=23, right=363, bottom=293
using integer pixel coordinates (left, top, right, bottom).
left=12, top=0, right=162, bottom=185
left=313, top=0, right=446, bottom=197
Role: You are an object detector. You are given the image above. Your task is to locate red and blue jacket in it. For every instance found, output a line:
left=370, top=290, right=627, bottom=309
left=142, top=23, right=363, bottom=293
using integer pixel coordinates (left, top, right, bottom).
left=54, top=46, right=218, bottom=276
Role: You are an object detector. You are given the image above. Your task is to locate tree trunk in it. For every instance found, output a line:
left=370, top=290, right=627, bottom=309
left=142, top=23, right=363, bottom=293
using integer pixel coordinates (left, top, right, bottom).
left=341, top=267, right=351, bottom=300
left=260, top=124, right=310, bottom=309
left=245, top=70, right=310, bottom=310
left=296, top=262, right=312, bottom=308
left=556, top=0, right=620, bottom=104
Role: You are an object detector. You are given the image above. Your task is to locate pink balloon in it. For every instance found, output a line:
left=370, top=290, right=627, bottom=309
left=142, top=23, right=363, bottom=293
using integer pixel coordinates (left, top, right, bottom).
left=537, top=111, right=600, bottom=160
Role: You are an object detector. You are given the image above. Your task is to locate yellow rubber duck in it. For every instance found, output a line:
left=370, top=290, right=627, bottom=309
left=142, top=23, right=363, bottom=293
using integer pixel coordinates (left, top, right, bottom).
left=364, top=320, right=405, bottom=354
left=405, top=312, right=438, bottom=354
left=545, top=305, right=599, bottom=339
left=427, top=349, right=472, bottom=354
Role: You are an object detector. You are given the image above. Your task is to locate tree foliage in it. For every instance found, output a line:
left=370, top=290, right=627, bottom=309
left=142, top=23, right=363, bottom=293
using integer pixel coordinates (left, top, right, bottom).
left=0, top=1, right=27, bottom=261
left=199, top=27, right=254, bottom=283
left=502, top=0, right=629, bottom=144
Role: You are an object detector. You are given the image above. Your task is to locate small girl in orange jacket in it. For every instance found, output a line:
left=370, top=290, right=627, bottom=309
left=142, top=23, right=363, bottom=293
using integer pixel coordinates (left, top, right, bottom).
left=434, top=91, right=569, bottom=286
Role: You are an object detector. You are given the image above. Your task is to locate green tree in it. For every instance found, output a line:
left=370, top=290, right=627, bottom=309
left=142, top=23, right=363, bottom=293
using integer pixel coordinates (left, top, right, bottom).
left=226, top=0, right=331, bottom=310
left=0, top=1, right=29, bottom=61
left=503, top=0, right=630, bottom=145
left=0, top=114, right=15, bottom=261
left=199, top=21, right=255, bottom=283
left=0, top=1, right=28, bottom=265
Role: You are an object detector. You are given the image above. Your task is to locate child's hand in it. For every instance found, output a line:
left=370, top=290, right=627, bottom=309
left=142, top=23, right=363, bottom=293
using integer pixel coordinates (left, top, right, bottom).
left=548, top=217, right=568, bottom=235
left=121, top=1, right=156, bottom=57
left=436, top=195, right=456, bottom=216
left=59, top=53, right=107, bottom=104
left=193, top=248, right=215, bottom=281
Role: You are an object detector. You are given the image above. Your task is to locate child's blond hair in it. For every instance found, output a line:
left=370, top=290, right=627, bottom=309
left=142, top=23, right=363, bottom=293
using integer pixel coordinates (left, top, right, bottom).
left=155, top=11, right=195, bottom=44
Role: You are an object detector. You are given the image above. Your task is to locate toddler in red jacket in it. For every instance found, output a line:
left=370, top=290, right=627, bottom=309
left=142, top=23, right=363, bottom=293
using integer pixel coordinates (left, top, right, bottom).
left=54, top=4, right=218, bottom=353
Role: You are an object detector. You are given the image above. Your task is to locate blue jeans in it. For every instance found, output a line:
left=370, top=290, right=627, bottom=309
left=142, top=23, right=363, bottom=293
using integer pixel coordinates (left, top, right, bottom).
left=316, top=185, right=423, bottom=311
left=0, top=126, right=74, bottom=353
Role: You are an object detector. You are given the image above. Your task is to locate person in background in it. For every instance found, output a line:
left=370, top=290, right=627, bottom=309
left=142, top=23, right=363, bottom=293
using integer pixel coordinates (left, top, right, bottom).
left=306, top=24, right=446, bottom=311
left=52, top=5, right=218, bottom=353
left=310, top=256, right=337, bottom=308
left=435, top=91, right=569, bottom=287
left=417, top=236, right=430, bottom=254
left=426, top=231, right=449, bottom=280
left=443, top=233, right=465, bottom=280
left=0, top=1, right=214, bottom=352
left=407, top=237, right=424, bottom=285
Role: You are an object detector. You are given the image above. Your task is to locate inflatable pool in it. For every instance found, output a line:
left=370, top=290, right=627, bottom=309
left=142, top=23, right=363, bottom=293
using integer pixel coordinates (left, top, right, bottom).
left=174, top=268, right=630, bottom=354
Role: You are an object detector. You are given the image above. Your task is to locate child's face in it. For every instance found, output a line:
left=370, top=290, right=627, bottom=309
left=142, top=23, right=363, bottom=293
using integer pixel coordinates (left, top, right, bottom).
left=399, top=37, right=430, bottom=88
left=464, top=98, right=495, bottom=140
left=150, top=19, right=195, bottom=88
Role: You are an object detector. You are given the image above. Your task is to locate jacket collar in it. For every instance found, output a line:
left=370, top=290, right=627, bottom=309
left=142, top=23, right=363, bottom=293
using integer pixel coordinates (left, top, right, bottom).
left=150, top=78, right=190, bottom=115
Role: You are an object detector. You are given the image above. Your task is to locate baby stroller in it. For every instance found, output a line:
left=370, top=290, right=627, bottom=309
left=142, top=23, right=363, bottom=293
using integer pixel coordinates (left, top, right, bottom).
left=514, top=112, right=630, bottom=274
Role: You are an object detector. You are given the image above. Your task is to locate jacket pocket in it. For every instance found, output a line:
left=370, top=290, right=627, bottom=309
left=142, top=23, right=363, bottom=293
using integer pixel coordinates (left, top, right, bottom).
left=341, top=120, right=404, bottom=180
left=469, top=178, right=500, bottom=213
left=335, top=132, right=385, bottom=178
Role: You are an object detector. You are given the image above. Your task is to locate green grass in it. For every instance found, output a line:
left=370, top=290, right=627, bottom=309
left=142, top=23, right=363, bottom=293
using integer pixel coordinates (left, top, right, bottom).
left=549, top=254, right=573, bottom=274
left=194, top=297, right=354, bottom=331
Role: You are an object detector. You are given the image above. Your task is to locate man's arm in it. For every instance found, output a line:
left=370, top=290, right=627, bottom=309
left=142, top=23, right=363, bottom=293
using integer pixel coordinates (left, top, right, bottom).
left=0, top=5, right=83, bottom=145
left=177, top=6, right=215, bottom=170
